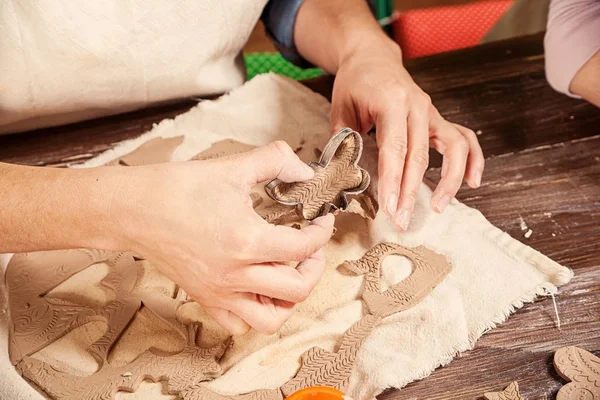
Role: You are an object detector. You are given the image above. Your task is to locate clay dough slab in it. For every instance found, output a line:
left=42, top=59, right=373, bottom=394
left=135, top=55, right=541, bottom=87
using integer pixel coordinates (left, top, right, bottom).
left=483, top=382, right=525, bottom=400
left=192, top=139, right=255, bottom=161
left=107, top=136, right=184, bottom=166
left=7, top=249, right=228, bottom=400
left=265, top=128, right=370, bottom=221
left=341, top=243, right=452, bottom=317
left=554, top=346, right=600, bottom=400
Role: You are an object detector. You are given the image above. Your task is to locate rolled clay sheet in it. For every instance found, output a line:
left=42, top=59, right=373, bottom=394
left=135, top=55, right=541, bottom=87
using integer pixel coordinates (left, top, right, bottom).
left=0, top=74, right=573, bottom=400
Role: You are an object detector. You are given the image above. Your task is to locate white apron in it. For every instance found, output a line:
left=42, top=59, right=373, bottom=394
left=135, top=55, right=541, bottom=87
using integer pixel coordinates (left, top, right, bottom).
left=0, top=0, right=268, bottom=134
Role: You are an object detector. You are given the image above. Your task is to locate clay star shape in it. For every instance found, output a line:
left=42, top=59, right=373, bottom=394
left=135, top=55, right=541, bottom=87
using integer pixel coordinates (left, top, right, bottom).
left=484, top=381, right=526, bottom=400
left=264, top=128, right=370, bottom=221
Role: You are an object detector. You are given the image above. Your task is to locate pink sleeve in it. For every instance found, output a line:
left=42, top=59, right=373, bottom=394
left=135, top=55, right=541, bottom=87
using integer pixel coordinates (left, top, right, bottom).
left=544, top=0, right=600, bottom=97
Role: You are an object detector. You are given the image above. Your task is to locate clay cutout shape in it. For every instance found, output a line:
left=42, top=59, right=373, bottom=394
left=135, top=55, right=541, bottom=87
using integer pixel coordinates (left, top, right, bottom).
left=264, top=128, right=370, bottom=221
left=192, top=139, right=256, bottom=161
left=341, top=243, right=452, bottom=317
left=554, top=346, right=600, bottom=399
left=281, top=314, right=381, bottom=396
left=484, top=382, right=526, bottom=400
left=181, top=384, right=283, bottom=400
left=107, top=136, right=184, bottom=166
left=6, top=249, right=228, bottom=400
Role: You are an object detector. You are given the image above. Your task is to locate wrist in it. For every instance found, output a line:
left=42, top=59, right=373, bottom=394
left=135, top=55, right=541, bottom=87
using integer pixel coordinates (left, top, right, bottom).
left=337, top=30, right=402, bottom=70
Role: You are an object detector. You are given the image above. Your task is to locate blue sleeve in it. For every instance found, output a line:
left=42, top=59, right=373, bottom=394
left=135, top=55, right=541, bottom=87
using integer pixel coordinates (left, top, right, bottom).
left=261, top=0, right=313, bottom=68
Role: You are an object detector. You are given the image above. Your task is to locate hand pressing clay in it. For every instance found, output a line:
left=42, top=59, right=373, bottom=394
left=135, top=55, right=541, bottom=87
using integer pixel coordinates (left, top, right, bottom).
left=265, top=128, right=370, bottom=221
left=554, top=346, right=600, bottom=400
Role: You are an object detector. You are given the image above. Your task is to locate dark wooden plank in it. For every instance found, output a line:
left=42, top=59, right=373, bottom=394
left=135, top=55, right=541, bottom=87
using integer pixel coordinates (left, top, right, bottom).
left=2, top=33, right=599, bottom=167
left=0, top=100, right=197, bottom=166
left=379, top=135, right=600, bottom=400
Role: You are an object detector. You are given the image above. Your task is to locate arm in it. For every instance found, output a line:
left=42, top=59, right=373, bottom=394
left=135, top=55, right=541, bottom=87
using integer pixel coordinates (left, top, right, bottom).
left=293, top=0, right=485, bottom=230
left=544, top=0, right=600, bottom=106
left=0, top=142, right=334, bottom=335
left=0, top=163, right=122, bottom=253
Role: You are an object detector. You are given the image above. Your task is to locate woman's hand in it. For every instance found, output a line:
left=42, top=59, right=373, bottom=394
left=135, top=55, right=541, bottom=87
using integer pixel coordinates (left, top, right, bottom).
left=294, top=0, right=484, bottom=231
left=330, top=39, right=485, bottom=230
left=112, top=141, right=335, bottom=335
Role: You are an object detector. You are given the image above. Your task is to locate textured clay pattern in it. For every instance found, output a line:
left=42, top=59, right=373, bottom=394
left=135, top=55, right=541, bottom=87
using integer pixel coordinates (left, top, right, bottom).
left=280, top=242, right=451, bottom=393
left=341, top=243, right=452, bottom=317
left=265, top=129, right=370, bottom=221
left=6, top=250, right=228, bottom=400
left=483, top=382, right=525, bottom=400
left=554, top=346, right=600, bottom=400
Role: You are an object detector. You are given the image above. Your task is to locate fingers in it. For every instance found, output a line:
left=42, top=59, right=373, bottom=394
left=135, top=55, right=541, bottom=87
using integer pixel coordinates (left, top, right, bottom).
left=429, top=121, right=470, bottom=212
left=244, top=141, right=314, bottom=185
left=393, top=95, right=431, bottom=230
left=225, top=293, right=296, bottom=335
left=250, top=214, right=334, bottom=262
left=374, top=100, right=408, bottom=219
left=235, top=248, right=326, bottom=303
left=203, top=306, right=251, bottom=336
left=452, top=123, right=485, bottom=189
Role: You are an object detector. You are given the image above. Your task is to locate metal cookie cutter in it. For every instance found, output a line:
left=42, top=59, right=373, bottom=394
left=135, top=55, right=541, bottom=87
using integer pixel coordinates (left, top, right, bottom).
left=264, top=128, right=371, bottom=221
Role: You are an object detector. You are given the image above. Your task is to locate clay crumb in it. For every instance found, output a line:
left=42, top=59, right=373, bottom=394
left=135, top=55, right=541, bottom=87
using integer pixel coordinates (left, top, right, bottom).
left=476, top=130, right=483, bottom=136
left=518, top=216, right=528, bottom=231
left=543, top=212, right=552, bottom=217
left=569, top=115, right=575, bottom=120
left=122, top=372, right=132, bottom=378
left=552, top=233, right=556, bottom=237
left=524, top=229, right=533, bottom=239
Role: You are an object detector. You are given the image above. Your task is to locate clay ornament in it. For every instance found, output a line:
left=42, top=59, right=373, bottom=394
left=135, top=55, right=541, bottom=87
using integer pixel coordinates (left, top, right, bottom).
left=554, top=346, right=600, bottom=399
left=265, top=128, right=370, bottom=221
left=483, top=381, right=525, bottom=400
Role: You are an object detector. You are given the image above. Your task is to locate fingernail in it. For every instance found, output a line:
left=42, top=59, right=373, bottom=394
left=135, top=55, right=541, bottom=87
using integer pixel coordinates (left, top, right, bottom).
left=436, top=194, right=451, bottom=213
left=475, top=170, right=482, bottom=187
left=394, top=210, right=411, bottom=231
left=386, top=194, right=398, bottom=215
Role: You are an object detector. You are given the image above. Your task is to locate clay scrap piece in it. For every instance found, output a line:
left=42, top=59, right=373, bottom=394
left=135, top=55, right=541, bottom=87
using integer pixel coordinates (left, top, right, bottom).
left=181, top=385, right=283, bottom=400
left=107, top=136, right=184, bottom=166
left=281, top=314, right=381, bottom=396
left=192, top=139, right=255, bottom=161
left=554, top=346, right=600, bottom=400
left=6, top=250, right=228, bottom=400
left=265, top=128, right=370, bottom=221
left=341, top=243, right=452, bottom=317
left=281, top=243, right=451, bottom=394
left=483, top=382, right=526, bottom=400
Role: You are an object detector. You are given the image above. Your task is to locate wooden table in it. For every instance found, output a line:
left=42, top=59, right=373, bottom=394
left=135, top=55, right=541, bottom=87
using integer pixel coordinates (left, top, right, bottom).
left=1, top=33, right=599, bottom=399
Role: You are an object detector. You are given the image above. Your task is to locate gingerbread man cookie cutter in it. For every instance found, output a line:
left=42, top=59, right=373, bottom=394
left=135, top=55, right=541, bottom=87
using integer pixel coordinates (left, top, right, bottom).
left=264, top=128, right=371, bottom=221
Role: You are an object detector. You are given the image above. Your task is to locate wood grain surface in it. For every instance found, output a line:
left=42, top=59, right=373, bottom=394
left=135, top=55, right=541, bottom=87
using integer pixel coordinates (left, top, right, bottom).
left=1, top=33, right=599, bottom=399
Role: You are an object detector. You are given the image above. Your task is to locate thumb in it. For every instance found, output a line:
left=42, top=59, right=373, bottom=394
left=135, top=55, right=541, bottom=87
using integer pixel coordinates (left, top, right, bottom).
left=243, top=141, right=314, bottom=185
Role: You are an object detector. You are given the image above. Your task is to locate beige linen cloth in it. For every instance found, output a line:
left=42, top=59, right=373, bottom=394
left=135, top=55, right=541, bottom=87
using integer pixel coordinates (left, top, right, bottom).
left=0, top=74, right=573, bottom=400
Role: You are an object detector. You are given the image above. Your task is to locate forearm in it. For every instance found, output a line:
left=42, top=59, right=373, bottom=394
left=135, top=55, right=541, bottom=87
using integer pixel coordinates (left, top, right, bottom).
left=0, top=163, right=124, bottom=253
left=295, top=0, right=396, bottom=74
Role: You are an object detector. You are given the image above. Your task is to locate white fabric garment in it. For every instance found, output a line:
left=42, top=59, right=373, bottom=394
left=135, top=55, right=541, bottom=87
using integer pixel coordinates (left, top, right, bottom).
left=0, top=75, right=573, bottom=400
left=0, top=0, right=267, bottom=134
